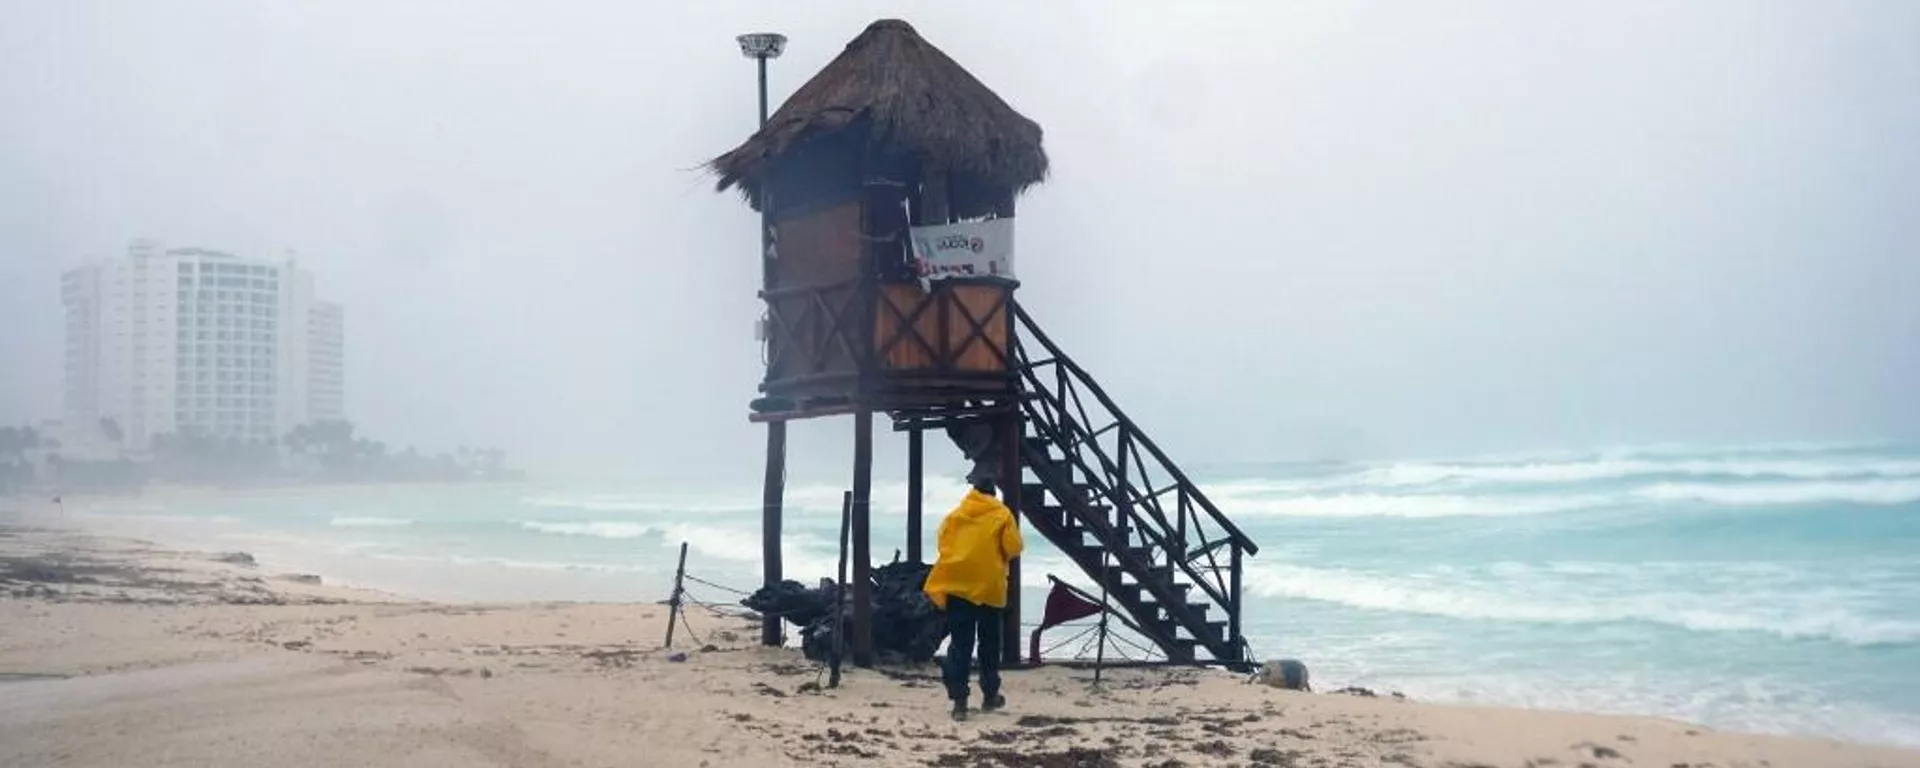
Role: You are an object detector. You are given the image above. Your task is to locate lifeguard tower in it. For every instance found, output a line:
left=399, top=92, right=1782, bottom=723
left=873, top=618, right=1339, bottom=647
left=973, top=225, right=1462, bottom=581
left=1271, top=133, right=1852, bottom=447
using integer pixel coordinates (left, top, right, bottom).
left=712, top=20, right=1259, bottom=669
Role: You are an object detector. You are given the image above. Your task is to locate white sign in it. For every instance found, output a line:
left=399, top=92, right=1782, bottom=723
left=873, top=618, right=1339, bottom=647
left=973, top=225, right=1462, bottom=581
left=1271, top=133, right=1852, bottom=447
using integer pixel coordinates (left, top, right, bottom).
left=910, top=218, right=1015, bottom=281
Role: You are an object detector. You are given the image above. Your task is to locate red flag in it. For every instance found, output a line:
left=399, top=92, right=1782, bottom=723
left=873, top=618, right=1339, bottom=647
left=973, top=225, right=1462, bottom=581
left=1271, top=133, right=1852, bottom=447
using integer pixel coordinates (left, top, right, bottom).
left=1029, top=577, right=1106, bottom=664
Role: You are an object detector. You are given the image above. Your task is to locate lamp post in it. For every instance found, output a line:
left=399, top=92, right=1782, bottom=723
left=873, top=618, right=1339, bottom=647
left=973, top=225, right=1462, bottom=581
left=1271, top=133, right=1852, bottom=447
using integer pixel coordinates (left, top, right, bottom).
left=737, top=33, right=784, bottom=281
left=740, top=31, right=788, bottom=649
left=737, top=33, right=787, bottom=127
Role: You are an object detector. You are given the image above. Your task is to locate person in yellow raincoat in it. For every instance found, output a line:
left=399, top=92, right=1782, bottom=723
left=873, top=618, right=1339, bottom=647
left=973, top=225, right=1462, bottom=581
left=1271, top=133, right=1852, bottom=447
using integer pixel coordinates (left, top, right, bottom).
left=923, top=479, right=1024, bottom=720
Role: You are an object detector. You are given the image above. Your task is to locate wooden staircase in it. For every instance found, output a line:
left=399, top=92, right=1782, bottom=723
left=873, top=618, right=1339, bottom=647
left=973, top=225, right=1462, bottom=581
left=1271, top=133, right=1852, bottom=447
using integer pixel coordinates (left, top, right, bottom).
left=1010, top=306, right=1260, bottom=667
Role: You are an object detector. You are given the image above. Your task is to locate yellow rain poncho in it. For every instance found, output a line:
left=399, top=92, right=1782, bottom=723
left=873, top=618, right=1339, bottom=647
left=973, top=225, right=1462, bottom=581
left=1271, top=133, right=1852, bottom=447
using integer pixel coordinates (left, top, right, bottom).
left=923, top=489, right=1025, bottom=609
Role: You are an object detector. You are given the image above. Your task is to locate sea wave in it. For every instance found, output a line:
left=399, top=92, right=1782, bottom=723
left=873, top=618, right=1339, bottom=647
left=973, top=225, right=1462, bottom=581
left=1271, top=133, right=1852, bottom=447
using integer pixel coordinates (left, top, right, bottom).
left=1243, top=563, right=1920, bottom=647
left=1635, top=479, right=1920, bottom=506
left=519, top=520, right=656, bottom=539
left=329, top=516, right=416, bottom=528
left=657, top=522, right=766, bottom=563
left=1213, top=490, right=1610, bottom=518
left=365, top=551, right=651, bottom=574
left=517, top=519, right=770, bottom=565
left=519, top=495, right=754, bottom=515
left=1349, top=456, right=1920, bottom=488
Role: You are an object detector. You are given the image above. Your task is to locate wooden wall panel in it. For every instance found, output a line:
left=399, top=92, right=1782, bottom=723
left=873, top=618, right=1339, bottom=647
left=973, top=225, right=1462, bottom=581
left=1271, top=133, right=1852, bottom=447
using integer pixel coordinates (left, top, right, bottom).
left=772, top=202, right=861, bottom=290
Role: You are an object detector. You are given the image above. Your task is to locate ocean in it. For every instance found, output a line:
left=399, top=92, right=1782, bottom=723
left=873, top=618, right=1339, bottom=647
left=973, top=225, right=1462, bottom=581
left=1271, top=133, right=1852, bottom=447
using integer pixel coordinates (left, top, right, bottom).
left=69, top=441, right=1920, bottom=747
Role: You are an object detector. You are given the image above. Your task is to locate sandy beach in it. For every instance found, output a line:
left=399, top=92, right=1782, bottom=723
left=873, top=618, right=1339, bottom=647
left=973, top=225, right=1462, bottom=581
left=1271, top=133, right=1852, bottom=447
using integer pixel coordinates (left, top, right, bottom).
left=2, top=514, right=1917, bottom=768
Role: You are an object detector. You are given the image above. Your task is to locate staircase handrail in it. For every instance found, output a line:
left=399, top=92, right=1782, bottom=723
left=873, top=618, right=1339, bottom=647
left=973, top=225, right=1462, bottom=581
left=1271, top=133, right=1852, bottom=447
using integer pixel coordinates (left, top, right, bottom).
left=1013, top=304, right=1259, bottom=555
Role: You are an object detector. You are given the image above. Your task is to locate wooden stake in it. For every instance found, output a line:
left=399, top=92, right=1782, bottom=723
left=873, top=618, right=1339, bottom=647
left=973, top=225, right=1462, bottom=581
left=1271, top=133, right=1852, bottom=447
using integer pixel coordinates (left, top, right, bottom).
left=831, top=490, right=851, bottom=688
left=1094, top=551, right=1110, bottom=684
left=664, top=541, right=689, bottom=648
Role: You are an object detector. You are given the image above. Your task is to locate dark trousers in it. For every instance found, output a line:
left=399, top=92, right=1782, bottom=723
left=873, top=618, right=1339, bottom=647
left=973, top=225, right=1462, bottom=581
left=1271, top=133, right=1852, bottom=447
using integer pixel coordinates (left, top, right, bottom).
left=943, top=597, right=1003, bottom=703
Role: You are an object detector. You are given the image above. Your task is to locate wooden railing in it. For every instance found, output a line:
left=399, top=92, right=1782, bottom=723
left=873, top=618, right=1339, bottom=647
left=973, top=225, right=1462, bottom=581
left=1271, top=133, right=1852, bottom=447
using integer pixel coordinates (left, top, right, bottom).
left=1012, top=303, right=1259, bottom=661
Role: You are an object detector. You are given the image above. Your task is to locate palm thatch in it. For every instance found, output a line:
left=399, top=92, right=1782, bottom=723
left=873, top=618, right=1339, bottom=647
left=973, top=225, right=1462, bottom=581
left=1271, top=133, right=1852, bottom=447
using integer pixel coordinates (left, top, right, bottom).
left=711, top=19, right=1047, bottom=214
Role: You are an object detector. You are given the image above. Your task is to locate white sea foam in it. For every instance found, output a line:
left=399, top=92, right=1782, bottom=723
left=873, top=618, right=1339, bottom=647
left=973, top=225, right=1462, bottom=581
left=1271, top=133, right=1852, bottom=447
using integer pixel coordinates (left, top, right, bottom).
left=657, top=522, right=766, bottom=562
left=329, top=516, right=415, bottom=528
left=1350, top=457, right=1920, bottom=488
left=1635, top=479, right=1920, bottom=506
left=1243, top=562, right=1920, bottom=646
left=519, top=520, right=656, bottom=539
left=365, top=551, right=651, bottom=574
left=519, top=494, right=755, bottom=515
left=1214, top=490, right=1610, bottom=518
left=516, top=519, right=772, bottom=566
left=94, top=513, right=240, bottom=525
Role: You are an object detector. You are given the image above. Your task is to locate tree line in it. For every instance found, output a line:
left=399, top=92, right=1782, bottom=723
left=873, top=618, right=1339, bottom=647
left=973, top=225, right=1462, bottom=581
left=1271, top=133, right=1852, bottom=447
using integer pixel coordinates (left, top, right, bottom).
left=0, top=420, right=522, bottom=494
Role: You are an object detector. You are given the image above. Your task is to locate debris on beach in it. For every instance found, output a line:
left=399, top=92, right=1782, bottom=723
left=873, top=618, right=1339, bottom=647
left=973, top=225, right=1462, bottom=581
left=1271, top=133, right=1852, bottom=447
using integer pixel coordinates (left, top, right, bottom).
left=741, top=558, right=946, bottom=663
left=1251, top=659, right=1311, bottom=691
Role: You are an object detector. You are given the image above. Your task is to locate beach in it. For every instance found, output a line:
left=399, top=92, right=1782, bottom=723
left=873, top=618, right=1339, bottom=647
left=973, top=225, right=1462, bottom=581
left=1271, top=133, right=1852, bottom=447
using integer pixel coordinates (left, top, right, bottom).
left=4, top=511, right=1918, bottom=768
left=27, top=441, right=1920, bottom=747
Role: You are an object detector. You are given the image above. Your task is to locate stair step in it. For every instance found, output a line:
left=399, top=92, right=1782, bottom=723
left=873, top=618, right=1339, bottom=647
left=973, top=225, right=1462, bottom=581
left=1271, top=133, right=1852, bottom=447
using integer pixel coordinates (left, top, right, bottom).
left=1139, top=600, right=1210, bottom=618
left=1166, top=638, right=1201, bottom=663
left=1109, top=581, right=1191, bottom=602
left=1055, top=541, right=1152, bottom=567
left=1151, top=619, right=1228, bottom=644
left=1113, top=546, right=1155, bottom=566
left=1106, top=564, right=1174, bottom=586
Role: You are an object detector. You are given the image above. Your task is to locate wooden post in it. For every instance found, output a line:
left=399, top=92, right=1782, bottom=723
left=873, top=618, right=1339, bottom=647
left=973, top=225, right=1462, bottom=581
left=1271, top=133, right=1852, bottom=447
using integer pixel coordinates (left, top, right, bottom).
left=760, top=422, right=787, bottom=646
left=664, top=541, right=689, bottom=648
left=1230, top=544, right=1245, bottom=664
left=907, top=429, right=924, bottom=562
left=1094, top=552, right=1110, bottom=684
left=831, top=491, right=851, bottom=688
left=998, top=408, right=1023, bottom=666
left=850, top=408, right=875, bottom=667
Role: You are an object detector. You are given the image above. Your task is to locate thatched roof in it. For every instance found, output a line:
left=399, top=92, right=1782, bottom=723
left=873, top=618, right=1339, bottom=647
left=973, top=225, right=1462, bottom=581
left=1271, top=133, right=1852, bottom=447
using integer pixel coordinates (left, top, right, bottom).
left=711, top=19, right=1047, bottom=212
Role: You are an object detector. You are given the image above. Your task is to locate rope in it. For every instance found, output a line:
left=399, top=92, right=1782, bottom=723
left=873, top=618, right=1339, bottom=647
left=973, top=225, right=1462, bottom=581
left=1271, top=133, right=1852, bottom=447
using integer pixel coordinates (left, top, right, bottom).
left=683, top=574, right=751, bottom=596
left=1041, top=623, right=1098, bottom=657
left=672, top=566, right=1185, bottom=670
left=674, top=603, right=705, bottom=647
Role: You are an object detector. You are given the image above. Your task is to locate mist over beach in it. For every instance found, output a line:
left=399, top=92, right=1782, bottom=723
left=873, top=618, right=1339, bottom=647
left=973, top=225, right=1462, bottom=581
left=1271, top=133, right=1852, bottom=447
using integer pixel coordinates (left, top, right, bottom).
left=4, top=2, right=1920, bottom=766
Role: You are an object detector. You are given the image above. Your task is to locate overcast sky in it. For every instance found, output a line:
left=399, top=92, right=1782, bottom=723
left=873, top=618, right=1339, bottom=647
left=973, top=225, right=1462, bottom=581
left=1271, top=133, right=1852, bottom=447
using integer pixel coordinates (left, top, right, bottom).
left=2, top=1, right=1916, bottom=481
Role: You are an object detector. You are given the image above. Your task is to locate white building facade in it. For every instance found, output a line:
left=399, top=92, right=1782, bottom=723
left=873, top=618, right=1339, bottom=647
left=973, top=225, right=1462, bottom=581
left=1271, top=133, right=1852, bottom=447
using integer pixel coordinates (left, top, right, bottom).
left=61, top=239, right=346, bottom=452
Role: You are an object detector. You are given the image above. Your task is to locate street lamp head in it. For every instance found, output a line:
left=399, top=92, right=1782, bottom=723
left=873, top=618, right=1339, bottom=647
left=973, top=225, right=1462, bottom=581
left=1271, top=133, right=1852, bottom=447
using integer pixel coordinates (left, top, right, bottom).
left=736, top=33, right=787, bottom=60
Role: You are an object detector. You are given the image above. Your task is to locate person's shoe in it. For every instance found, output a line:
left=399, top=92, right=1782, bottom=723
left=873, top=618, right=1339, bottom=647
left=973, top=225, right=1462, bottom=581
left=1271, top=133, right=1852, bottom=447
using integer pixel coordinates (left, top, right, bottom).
left=982, top=694, right=1006, bottom=712
left=950, top=701, right=969, bottom=722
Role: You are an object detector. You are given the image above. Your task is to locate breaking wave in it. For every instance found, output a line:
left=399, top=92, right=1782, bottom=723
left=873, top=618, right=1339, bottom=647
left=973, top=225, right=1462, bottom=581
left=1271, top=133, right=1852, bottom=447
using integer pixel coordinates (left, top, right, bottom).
left=329, top=516, right=415, bottom=528
left=1635, top=479, right=1920, bottom=506
left=519, top=520, right=655, bottom=539
left=1244, top=562, right=1920, bottom=647
left=1214, top=490, right=1610, bottom=519
left=1356, top=457, right=1920, bottom=487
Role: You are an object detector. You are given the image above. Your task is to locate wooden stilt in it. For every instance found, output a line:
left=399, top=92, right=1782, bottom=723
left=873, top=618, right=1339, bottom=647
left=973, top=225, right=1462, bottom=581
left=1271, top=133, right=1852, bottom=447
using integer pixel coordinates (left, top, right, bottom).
left=998, top=408, right=1023, bottom=666
left=851, top=408, right=875, bottom=667
left=907, top=429, right=925, bottom=563
left=830, top=491, right=851, bottom=688
left=760, top=422, right=787, bottom=646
